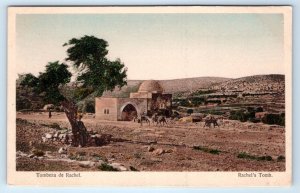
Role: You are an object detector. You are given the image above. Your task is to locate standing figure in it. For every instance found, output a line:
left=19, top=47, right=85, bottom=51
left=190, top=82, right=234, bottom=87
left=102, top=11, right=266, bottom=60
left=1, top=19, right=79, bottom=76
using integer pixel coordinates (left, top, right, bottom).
left=77, top=115, right=88, bottom=147
left=48, top=109, right=52, bottom=119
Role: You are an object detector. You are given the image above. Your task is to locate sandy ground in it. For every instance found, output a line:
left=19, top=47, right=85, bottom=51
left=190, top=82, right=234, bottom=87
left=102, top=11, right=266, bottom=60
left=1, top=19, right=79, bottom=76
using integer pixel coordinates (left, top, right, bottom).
left=16, top=112, right=285, bottom=171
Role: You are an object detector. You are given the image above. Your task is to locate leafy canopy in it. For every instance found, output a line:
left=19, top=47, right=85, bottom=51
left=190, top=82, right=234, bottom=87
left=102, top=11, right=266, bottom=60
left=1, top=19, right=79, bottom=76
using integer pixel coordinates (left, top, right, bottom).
left=64, top=35, right=127, bottom=96
left=20, top=61, right=72, bottom=105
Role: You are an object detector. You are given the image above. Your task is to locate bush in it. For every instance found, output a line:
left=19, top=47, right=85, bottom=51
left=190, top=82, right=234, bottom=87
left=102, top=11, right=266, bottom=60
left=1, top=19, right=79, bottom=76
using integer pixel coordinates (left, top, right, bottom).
left=187, top=109, right=194, bottom=115
left=229, top=110, right=248, bottom=122
left=277, top=155, right=285, bottom=162
left=237, top=152, right=273, bottom=161
left=129, top=166, right=139, bottom=171
left=33, top=149, right=45, bottom=157
left=193, top=145, right=221, bottom=155
left=262, top=113, right=285, bottom=126
left=98, top=163, right=119, bottom=171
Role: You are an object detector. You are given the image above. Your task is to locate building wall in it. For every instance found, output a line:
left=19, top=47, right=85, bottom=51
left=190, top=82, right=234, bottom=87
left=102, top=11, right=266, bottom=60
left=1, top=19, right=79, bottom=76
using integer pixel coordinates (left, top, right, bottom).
left=117, top=98, right=148, bottom=120
left=95, top=93, right=172, bottom=121
left=149, top=93, right=172, bottom=111
left=95, top=97, right=118, bottom=121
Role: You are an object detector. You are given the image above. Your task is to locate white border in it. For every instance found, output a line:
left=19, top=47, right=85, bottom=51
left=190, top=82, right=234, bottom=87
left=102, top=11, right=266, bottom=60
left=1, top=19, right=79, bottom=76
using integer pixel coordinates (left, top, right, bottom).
left=7, top=6, right=292, bottom=187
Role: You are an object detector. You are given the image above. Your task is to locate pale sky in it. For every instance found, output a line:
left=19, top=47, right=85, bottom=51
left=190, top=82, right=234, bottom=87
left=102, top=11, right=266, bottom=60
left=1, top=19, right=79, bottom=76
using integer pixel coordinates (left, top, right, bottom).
left=16, top=13, right=284, bottom=80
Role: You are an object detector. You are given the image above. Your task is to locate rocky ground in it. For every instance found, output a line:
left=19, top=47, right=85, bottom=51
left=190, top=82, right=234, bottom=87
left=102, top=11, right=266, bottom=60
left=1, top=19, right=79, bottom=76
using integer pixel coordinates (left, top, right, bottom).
left=16, top=112, right=285, bottom=172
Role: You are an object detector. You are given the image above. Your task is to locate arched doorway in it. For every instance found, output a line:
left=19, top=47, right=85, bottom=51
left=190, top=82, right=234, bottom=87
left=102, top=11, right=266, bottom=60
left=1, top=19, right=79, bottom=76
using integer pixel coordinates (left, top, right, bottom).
left=121, top=104, right=137, bottom=121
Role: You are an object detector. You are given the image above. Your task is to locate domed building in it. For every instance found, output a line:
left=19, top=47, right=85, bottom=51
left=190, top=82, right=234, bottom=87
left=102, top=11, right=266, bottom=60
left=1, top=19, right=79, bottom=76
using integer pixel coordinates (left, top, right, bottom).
left=95, top=80, right=172, bottom=121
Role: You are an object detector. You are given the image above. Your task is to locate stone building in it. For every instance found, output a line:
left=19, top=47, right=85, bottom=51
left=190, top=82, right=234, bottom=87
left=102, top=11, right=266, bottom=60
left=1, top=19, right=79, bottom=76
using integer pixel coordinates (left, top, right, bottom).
left=95, top=80, right=172, bottom=121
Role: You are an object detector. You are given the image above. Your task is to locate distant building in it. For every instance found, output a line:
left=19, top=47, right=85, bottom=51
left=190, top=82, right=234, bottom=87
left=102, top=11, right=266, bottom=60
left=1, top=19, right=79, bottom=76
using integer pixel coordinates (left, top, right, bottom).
left=95, top=80, right=172, bottom=121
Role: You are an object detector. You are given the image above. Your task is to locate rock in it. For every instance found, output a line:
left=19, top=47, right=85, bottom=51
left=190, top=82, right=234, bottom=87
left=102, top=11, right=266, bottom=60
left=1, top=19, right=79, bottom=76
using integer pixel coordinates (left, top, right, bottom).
left=28, top=154, right=35, bottom=158
left=165, top=149, right=173, bottom=153
left=58, top=147, right=67, bottom=154
left=53, top=132, right=60, bottom=138
left=147, top=146, right=155, bottom=152
left=16, top=151, right=28, bottom=157
left=152, top=148, right=164, bottom=156
left=45, top=133, right=52, bottom=139
left=79, top=161, right=95, bottom=168
left=41, top=137, right=47, bottom=143
left=110, top=163, right=128, bottom=171
left=37, top=156, right=44, bottom=160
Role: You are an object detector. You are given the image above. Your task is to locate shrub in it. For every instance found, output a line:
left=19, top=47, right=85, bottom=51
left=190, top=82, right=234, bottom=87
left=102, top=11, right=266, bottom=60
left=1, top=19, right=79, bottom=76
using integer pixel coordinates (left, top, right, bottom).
left=98, top=163, right=119, bottom=171
left=33, top=149, right=45, bottom=157
left=237, top=152, right=273, bottom=161
left=277, top=155, right=285, bottom=162
left=129, top=166, right=139, bottom=171
left=193, top=145, right=221, bottom=155
left=229, top=110, right=248, bottom=122
left=262, top=113, right=285, bottom=126
left=187, top=109, right=194, bottom=115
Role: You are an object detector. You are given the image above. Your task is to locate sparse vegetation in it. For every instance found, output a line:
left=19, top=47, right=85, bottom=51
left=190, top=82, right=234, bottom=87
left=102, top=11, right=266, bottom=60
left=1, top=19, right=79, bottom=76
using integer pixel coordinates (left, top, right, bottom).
left=262, top=113, right=285, bottom=126
left=129, top=166, right=139, bottom=171
left=98, top=163, right=119, bottom=171
left=277, top=155, right=285, bottom=162
left=33, top=149, right=45, bottom=157
left=193, top=146, right=221, bottom=155
left=68, top=152, right=88, bottom=161
left=41, top=123, right=64, bottom=130
left=237, top=152, right=273, bottom=161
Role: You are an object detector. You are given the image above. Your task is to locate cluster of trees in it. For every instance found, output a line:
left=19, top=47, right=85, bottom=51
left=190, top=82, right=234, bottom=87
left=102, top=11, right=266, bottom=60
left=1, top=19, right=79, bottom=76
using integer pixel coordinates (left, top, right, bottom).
left=18, top=35, right=128, bottom=146
left=18, top=35, right=127, bottom=111
left=229, top=107, right=285, bottom=126
left=229, top=107, right=263, bottom=122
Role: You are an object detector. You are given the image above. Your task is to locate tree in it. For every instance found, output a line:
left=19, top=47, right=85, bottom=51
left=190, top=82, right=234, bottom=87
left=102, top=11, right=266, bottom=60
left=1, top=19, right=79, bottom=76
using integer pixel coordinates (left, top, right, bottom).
left=20, top=73, right=39, bottom=88
left=37, top=61, right=72, bottom=105
left=61, top=35, right=127, bottom=146
left=17, top=62, right=71, bottom=110
left=63, top=35, right=127, bottom=95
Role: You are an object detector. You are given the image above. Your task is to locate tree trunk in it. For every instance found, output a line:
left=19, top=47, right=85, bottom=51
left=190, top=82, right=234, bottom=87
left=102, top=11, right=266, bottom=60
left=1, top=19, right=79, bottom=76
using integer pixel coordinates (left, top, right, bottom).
left=61, top=100, right=81, bottom=146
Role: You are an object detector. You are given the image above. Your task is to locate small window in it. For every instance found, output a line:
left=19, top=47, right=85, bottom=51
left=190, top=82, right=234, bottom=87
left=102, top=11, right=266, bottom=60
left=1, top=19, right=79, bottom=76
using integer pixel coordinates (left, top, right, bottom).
left=104, top=109, right=107, bottom=114
left=107, top=109, right=109, bottom=114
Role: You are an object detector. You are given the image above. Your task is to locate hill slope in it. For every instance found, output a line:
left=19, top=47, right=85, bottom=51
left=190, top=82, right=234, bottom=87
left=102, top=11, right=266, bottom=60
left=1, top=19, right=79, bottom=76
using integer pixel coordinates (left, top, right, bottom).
left=211, top=74, right=284, bottom=93
left=102, top=77, right=230, bottom=97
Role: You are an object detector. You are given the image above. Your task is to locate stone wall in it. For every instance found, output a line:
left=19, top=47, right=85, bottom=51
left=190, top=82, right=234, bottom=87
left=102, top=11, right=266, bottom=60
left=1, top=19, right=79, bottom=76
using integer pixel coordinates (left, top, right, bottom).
left=95, top=97, right=118, bottom=121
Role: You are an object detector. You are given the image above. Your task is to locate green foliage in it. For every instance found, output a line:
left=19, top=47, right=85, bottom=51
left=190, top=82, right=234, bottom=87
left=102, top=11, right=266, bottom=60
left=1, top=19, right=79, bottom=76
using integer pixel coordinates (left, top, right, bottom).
left=237, top=152, right=273, bottom=161
left=16, top=97, right=32, bottom=111
left=64, top=35, right=127, bottom=96
left=187, top=109, right=194, bottom=115
left=98, top=163, right=119, bottom=171
left=193, top=146, right=221, bottom=155
left=33, top=149, right=45, bottom=157
left=20, top=73, right=39, bottom=88
left=129, top=166, right=139, bottom=171
left=68, top=152, right=87, bottom=161
left=37, top=61, right=72, bottom=104
left=262, top=113, right=285, bottom=126
left=19, top=61, right=72, bottom=106
left=229, top=110, right=249, bottom=122
left=277, top=155, right=285, bottom=162
left=191, top=89, right=216, bottom=96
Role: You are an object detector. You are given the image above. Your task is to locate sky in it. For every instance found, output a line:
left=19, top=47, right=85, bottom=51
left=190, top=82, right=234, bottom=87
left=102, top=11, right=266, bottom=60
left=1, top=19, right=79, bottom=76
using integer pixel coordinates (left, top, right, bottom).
left=16, top=13, right=284, bottom=80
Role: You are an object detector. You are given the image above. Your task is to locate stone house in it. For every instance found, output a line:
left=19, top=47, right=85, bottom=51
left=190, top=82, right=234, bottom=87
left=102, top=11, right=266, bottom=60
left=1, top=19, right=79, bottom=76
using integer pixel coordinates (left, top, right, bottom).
left=95, top=80, right=172, bottom=121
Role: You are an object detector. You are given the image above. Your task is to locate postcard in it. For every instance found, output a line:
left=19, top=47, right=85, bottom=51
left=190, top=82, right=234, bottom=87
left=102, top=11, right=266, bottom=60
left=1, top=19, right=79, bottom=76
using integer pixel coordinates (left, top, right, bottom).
left=7, top=6, right=292, bottom=186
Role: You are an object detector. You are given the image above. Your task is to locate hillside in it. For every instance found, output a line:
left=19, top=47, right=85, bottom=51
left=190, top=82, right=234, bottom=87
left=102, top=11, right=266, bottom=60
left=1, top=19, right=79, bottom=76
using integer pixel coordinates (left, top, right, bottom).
left=102, top=77, right=230, bottom=98
left=211, top=74, right=284, bottom=93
